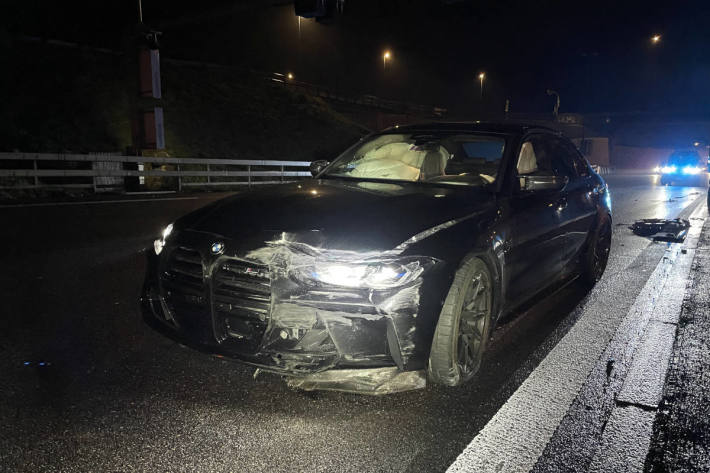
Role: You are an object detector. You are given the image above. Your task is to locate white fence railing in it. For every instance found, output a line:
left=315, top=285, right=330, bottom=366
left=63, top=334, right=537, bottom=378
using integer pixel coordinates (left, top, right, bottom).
left=0, top=152, right=312, bottom=192
left=590, top=164, right=614, bottom=176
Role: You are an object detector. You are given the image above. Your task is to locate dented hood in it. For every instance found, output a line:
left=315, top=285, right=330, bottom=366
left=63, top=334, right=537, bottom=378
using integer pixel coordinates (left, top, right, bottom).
left=180, top=179, right=493, bottom=252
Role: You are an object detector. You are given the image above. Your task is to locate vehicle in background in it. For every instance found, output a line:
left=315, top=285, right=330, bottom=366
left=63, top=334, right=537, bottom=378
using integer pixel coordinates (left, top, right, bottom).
left=659, top=149, right=707, bottom=186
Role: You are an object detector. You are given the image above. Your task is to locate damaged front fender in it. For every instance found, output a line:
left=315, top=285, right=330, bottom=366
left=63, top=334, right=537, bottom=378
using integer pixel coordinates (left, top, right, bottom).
left=243, top=233, right=442, bottom=373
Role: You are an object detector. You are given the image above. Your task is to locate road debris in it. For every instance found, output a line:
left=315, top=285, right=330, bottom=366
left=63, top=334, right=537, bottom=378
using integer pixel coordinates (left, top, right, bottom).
left=630, top=218, right=690, bottom=243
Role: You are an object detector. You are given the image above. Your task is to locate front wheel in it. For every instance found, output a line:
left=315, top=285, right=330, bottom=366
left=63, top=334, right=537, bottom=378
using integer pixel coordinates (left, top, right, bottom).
left=581, top=215, right=612, bottom=285
left=428, top=256, right=493, bottom=387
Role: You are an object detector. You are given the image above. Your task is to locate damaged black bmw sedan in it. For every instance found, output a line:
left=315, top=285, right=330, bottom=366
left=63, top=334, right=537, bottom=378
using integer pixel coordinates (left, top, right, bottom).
left=142, top=123, right=612, bottom=393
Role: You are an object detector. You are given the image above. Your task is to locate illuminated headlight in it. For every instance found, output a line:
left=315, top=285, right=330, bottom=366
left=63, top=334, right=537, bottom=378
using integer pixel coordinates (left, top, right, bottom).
left=153, top=223, right=174, bottom=255
left=682, top=166, right=702, bottom=175
left=307, top=259, right=429, bottom=289
left=653, top=166, right=661, bottom=173
left=660, top=165, right=677, bottom=174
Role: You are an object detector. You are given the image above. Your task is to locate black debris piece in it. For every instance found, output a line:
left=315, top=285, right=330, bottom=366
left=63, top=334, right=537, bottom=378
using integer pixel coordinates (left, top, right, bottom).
left=629, top=218, right=690, bottom=243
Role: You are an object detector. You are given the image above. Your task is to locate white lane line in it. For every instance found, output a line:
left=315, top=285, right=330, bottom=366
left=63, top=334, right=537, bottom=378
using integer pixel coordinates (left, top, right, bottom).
left=0, top=196, right=202, bottom=208
left=447, top=197, right=704, bottom=473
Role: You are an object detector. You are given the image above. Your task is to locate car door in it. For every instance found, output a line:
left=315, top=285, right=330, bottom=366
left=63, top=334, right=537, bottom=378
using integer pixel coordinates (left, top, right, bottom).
left=549, top=136, right=598, bottom=271
left=505, top=134, right=569, bottom=306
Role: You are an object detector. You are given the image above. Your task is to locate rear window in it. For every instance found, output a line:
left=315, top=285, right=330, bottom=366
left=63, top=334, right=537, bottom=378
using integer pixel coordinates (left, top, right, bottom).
left=667, top=151, right=703, bottom=166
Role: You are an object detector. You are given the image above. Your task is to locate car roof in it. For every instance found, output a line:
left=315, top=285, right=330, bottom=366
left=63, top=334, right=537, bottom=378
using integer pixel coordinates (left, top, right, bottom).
left=381, top=121, right=558, bottom=136
left=668, top=150, right=703, bottom=162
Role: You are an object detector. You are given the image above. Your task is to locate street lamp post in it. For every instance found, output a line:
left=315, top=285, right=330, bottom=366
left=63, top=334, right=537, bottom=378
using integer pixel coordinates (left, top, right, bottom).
left=547, top=89, right=560, bottom=118
left=478, top=72, right=485, bottom=99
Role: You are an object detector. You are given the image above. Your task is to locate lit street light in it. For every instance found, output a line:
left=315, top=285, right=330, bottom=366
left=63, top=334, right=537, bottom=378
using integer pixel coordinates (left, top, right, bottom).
left=383, top=50, right=392, bottom=70
left=478, top=72, right=485, bottom=99
left=287, top=72, right=294, bottom=80
left=651, top=34, right=661, bottom=44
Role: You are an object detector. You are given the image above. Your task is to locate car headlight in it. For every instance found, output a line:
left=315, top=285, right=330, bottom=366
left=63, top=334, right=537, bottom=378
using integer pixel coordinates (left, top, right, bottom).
left=660, top=165, right=677, bottom=174
left=153, top=223, right=174, bottom=255
left=682, top=166, right=702, bottom=175
left=305, top=258, right=429, bottom=289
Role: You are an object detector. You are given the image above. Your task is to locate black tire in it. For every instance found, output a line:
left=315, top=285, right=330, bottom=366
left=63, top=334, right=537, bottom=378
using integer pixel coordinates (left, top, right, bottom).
left=428, top=255, right=493, bottom=387
left=581, top=214, right=612, bottom=285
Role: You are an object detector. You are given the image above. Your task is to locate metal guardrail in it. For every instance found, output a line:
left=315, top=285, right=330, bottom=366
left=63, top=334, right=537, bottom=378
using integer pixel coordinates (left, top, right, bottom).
left=590, top=164, right=614, bottom=176
left=0, top=152, right=312, bottom=192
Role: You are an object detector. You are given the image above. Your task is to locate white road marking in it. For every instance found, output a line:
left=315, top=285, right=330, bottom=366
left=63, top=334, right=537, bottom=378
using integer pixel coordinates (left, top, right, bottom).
left=447, top=198, right=706, bottom=473
left=0, top=196, right=203, bottom=208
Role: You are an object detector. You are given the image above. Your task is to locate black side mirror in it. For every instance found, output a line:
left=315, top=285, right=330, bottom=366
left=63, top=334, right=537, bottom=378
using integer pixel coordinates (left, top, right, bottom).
left=310, top=160, right=329, bottom=177
left=520, top=175, right=568, bottom=192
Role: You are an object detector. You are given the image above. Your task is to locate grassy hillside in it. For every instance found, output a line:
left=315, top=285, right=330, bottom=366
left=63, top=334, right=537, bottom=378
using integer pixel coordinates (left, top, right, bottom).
left=0, top=39, right=364, bottom=161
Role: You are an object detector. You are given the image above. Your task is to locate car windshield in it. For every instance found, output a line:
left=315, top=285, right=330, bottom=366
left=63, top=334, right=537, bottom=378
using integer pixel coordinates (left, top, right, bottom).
left=322, top=132, right=507, bottom=186
left=666, top=151, right=703, bottom=167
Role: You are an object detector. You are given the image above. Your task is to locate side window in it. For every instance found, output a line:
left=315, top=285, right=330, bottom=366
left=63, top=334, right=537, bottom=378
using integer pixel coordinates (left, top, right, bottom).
left=516, top=135, right=556, bottom=176
left=539, top=136, right=575, bottom=179
left=557, top=138, right=589, bottom=177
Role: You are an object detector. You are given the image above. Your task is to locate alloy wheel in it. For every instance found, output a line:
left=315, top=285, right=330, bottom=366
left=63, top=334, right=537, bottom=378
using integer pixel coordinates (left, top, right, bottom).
left=592, top=222, right=612, bottom=281
left=456, top=270, right=492, bottom=378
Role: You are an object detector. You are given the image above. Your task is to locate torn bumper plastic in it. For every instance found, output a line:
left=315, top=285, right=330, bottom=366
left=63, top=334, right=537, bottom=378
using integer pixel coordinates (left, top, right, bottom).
left=286, top=367, right=426, bottom=395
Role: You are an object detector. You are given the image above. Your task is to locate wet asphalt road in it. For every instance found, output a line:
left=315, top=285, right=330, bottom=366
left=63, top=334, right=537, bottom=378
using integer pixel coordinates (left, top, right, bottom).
left=0, top=175, right=705, bottom=473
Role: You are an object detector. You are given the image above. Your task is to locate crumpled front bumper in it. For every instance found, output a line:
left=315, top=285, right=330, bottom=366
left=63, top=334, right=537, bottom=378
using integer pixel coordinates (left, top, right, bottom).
left=142, top=231, right=442, bottom=387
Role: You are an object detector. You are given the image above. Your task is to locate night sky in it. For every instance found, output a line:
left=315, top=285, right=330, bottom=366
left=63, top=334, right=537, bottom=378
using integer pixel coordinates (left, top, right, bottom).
left=5, top=0, right=710, bottom=116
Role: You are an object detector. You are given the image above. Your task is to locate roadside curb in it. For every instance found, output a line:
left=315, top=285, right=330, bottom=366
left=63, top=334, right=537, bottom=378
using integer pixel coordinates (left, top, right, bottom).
left=643, top=216, right=710, bottom=471
left=588, top=202, right=705, bottom=472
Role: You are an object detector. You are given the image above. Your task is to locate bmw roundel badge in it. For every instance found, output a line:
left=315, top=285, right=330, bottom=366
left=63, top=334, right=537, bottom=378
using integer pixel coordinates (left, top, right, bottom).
left=210, top=241, right=225, bottom=255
